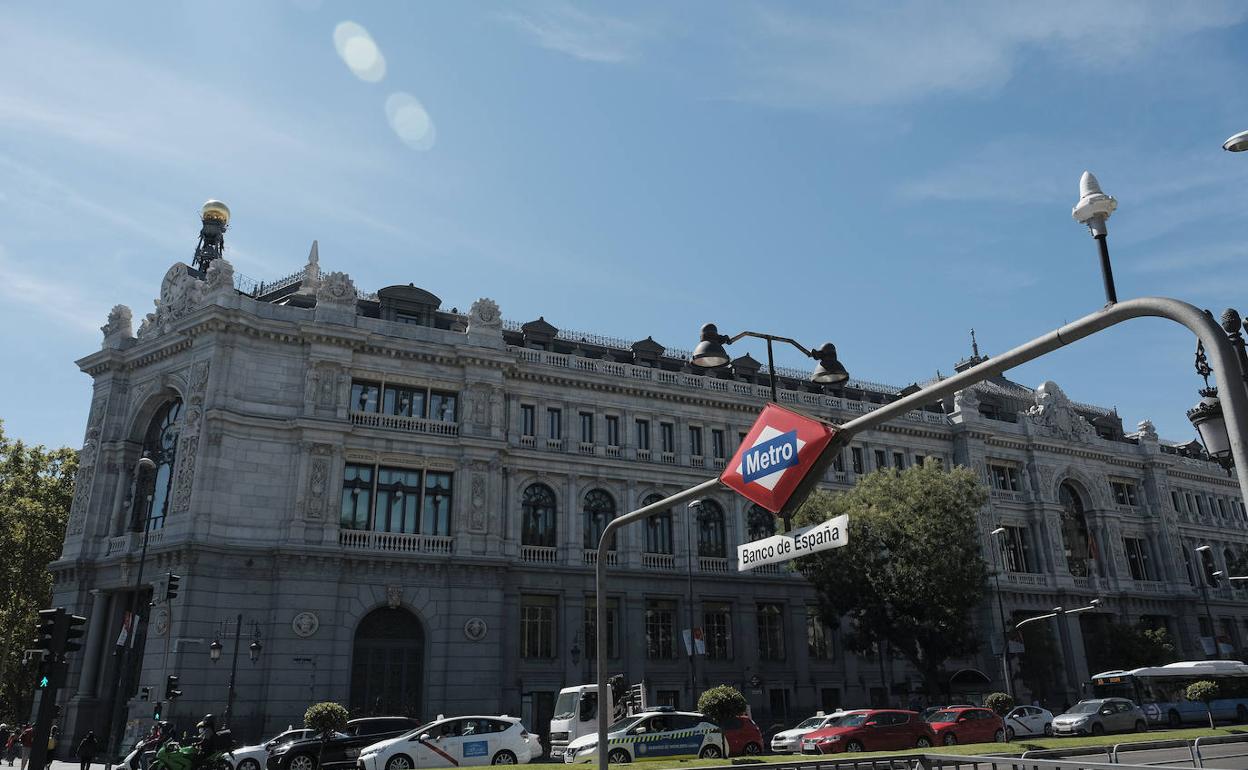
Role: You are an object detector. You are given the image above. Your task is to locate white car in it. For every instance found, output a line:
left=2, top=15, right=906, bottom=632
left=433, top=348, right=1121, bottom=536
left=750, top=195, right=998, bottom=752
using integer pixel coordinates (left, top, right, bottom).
left=1003, top=706, right=1054, bottom=740
left=564, top=710, right=725, bottom=764
left=229, top=729, right=317, bottom=770
left=358, top=716, right=540, bottom=769
left=771, top=712, right=848, bottom=754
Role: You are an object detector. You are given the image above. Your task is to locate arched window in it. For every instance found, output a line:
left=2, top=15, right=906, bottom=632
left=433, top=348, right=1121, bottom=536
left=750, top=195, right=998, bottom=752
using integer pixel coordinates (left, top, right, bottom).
left=747, top=505, right=776, bottom=541
left=522, top=483, right=558, bottom=547
left=1059, top=482, right=1091, bottom=577
left=137, top=399, right=183, bottom=531
left=643, top=493, right=673, bottom=554
left=350, top=607, right=424, bottom=717
left=583, top=489, right=617, bottom=550
left=697, top=500, right=727, bottom=558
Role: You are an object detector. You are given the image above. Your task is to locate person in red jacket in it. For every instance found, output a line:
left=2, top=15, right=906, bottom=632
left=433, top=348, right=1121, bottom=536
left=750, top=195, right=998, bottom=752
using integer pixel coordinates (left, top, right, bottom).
left=17, top=725, right=33, bottom=770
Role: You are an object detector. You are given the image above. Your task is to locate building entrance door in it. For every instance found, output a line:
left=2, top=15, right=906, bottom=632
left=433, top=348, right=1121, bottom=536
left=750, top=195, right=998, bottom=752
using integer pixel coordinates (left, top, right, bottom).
left=350, top=608, right=425, bottom=717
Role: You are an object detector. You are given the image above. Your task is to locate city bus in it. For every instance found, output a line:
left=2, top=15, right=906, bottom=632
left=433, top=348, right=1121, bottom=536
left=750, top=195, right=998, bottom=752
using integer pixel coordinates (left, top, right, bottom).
left=1090, top=661, right=1248, bottom=727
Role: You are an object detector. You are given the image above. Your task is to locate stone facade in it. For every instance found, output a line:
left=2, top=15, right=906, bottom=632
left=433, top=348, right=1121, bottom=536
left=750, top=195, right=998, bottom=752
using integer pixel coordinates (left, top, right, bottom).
left=49, top=257, right=1248, bottom=748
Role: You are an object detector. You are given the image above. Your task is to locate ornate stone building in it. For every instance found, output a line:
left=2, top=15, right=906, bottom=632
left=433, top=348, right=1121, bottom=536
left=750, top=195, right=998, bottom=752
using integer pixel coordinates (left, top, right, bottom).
left=50, top=244, right=1248, bottom=747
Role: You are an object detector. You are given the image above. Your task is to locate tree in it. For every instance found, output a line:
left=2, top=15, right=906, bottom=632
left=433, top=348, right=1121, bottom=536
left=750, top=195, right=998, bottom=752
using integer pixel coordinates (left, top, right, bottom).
left=1185, top=680, right=1218, bottom=729
left=794, top=462, right=989, bottom=698
left=984, top=692, right=1015, bottom=716
left=1085, top=622, right=1177, bottom=672
left=0, top=420, right=77, bottom=720
left=697, top=685, right=747, bottom=724
left=305, top=701, right=349, bottom=769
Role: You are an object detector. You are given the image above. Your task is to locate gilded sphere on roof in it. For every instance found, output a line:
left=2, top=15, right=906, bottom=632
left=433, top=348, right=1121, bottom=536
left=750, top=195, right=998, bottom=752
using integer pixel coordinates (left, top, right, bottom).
left=201, top=200, right=230, bottom=224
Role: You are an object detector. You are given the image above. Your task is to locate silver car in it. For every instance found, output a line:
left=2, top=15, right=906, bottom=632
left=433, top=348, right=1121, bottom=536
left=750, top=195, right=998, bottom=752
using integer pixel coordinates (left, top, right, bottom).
left=1051, top=699, right=1148, bottom=737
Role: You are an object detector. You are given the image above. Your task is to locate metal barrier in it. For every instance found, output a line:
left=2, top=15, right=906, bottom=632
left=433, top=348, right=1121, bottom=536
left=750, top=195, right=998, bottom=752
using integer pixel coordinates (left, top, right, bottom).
left=689, top=752, right=1202, bottom=770
left=1194, top=734, right=1248, bottom=768
left=1110, top=740, right=1197, bottom=767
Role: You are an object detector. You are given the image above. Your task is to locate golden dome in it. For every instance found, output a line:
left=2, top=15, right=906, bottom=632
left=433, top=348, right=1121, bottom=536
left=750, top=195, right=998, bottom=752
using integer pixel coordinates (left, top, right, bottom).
left=201, top=199, right=231, bottom=224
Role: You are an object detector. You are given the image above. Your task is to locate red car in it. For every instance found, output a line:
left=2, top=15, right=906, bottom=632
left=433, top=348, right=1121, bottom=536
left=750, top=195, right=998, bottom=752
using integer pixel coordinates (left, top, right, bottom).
left=801, top=710, right=935, bottom=754
left=719, top=714, right=764, bottom=756
left=925, top=707, right=1006, bottom=745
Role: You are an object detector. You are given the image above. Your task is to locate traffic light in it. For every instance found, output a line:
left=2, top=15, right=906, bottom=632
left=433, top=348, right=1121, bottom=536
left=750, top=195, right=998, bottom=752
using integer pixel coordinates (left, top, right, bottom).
left=165, top=675, right=181, bottom=700
left=63, top=613, right=87, bottom=654
left=33, top=609, right=60, bottom=654
left=165, top=573, right=181, bottom=602
left=140, top=686, right=151, bottom=701
left=153, top=701, right=163, bottom=721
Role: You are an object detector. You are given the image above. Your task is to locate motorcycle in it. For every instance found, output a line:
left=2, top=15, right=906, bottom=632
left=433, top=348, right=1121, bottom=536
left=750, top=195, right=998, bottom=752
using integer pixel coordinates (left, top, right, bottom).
left=121, top=733, right=165, bottom=770
left=148, top=732, right=234, bottom=770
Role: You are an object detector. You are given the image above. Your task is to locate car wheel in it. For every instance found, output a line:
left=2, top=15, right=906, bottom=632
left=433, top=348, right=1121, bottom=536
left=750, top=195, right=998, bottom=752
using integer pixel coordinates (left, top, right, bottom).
left=942, top=733, right=958, bottom=746
left=607, top=748, right=631, bottom=764
left=1005, top=727, right=1016, bottom=742
left=288, top=755, right=317, bottom=770
left=240, top=760, right=261, bottom=770
left=1135, top=720, right=1148, bottom=733
left=1168, top=710, right=1182, bottom=729
left=994, top=729, right=1005, bottom=743
left=916, top=737, right=932, bottom=749
left=1043, top=724, right=1053, bottom=737
left=1091, top=723, right=1105, bottom=736
left=490, top=751, right=517, bottom=765
left=699, top=745, right=722, bottom=760
left=385, top=755, right=414, bottom=770
left=742, top=743, right=762, bottom=756
left=845, top=741, right=864, bottom=753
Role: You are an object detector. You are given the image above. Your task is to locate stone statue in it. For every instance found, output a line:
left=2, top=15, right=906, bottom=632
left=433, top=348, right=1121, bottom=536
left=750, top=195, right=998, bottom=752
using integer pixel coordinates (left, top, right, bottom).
left=316, top=271, right=357, bottom=306
left=468, top=298, right=502, bottom=332
left=205, top=257, right=235, bottom=293
left=1027, top=381, right=1094, bottom=441
left=101, top=305, right=133, bottom=344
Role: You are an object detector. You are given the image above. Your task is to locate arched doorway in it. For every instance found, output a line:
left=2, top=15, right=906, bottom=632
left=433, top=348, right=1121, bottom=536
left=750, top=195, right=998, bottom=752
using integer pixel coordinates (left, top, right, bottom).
left=350, top=608, right=425, bottom=718
left=1059, top=482, right=1092, bottom=577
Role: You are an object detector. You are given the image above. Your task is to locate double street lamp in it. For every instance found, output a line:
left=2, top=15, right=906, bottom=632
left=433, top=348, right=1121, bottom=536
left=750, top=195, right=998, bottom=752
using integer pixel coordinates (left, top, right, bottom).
left=989, top=528, right=1013, bottom=699
left=1194, top=545, right=1222, bottom=660
left=1014, top=600, right=1101, bottom=705
left=209, top=615, right=263, bottom=727
left=690, top=325, right=849, bottom=404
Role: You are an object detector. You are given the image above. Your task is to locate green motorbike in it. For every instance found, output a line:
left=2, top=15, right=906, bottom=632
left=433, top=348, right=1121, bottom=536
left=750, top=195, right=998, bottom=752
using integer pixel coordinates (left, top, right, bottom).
left=149, top=735, right=234, bottom=770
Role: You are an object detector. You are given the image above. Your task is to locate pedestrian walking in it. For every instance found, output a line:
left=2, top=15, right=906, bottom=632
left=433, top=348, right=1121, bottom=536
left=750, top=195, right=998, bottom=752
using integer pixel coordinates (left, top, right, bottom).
left=76, top=731, right=100, bottom=770
left=17, top=724, right=32, bottom=770
left=3, top=732, right=14, bottom=767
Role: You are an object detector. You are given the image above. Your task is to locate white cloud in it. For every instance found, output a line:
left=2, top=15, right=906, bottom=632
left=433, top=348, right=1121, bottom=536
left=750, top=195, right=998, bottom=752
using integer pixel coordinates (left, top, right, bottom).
left=736, top=1, right=1248, bottom=107
left=499, top=3, right=651, bottom=63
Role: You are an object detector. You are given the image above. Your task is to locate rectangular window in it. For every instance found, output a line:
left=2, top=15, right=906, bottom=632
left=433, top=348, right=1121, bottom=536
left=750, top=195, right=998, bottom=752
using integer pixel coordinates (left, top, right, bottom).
left=1218, top=499, right=1228, bottom=518
left=807, top=606, right=835, bottom=661
left=636, top=420, right=651, bottom=450
left=1002, top=526, right=1032, bottom=573
left=914, top=454, right=925, bottom=468
left=831, top=449, right=844, bottom=473
left=989, top=463, right=1021, bottom=492
left=874, top=450, right=887, bottom=471
left=1196, top=496, right=1207, bottom=517
left=656, top=691, right=680, bottom=710
left=394, top=311, right=422, bottom=325
left=689, top=426, right=703, bottom=457
left=547, top=408, right=562, bottom=439
left=351, top=380, right=381, bottom=413
left=851, top=448, right=864, bottom=474
left=340, top=463, right=453, bottom=536
left=1171, top=490, right=1183, bottom=513
left=1111, top=480, right=1139, bottom=506
left=521, top=404, right=536, bottom=437
left=893, top=452, right=905, bottom=470
left=768, top=689, right=791, bottom=723
left=382, top=384, right=426, bottom=418
left=585, top=598, right=619, bottom=660
left=429, top=390, right=458, bottom=422
left=711, top=430, right=725, bottom=459
left=703, top=602, right=733, bottom=661
left=757, top=603, right=786, bottom=661
left=660, top=423, right=675, bottom=453
left=646, top=599, right=676, bottom=659
left=605, top=416, right=620, bottom=447
left=1124, top=537, right=1152, bottom=581
left=580, top=412, right=594, bottom=444
left=520, top=595, right=556, bottom=659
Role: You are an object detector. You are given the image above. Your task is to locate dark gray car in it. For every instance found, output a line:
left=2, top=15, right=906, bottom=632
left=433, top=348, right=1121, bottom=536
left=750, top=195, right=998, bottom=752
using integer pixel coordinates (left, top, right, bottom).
left=1051, top=699, right=1148, bottom=736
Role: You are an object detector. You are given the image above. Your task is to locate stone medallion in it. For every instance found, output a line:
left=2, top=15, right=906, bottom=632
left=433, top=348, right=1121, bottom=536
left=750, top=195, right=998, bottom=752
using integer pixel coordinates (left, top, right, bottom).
left=463, top=617, right=488, bottom=642
left=292, top=611, right=320, bottom=638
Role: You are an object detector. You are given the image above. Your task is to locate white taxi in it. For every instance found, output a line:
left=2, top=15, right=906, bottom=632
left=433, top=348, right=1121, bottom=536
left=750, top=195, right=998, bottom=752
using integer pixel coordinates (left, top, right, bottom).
left=357, top=716, right=540, bottom=769
left=564, top=710, right=725, bottom=764
left=771, top=712, right=848, bottom=754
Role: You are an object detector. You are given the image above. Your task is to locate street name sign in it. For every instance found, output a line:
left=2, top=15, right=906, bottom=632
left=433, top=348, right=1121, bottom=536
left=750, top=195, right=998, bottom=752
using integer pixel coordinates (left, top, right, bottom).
left=737, top=514, right=849, bottom=571
left=720, top=403, right=837, bottom=514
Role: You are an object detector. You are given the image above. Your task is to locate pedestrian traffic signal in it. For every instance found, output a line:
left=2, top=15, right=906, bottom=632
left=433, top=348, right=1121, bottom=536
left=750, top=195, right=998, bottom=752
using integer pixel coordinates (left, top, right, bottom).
left=165, top=675, right=181, bottom=700
left=34, top=609, right=60, bottom=653
left=153, top=701, right=163, bottom=721
left=165, top=573, right=181, bottom=602
left=63, top=613, right=87, bottom=654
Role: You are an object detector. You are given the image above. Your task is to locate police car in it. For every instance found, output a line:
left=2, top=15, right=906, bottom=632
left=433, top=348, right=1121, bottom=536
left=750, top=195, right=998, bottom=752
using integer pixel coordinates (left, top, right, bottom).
left=563, top=709, right=725, bottom=764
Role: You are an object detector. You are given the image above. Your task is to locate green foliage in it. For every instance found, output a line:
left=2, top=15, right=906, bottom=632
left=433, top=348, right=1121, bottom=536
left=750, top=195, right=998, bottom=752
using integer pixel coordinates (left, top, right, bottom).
left=0, top=420, right=77, bottom=719
left=304, top=702, right=349, bottom=736
left=1186, top=680, right=1219, bottom=704
left=697, top=685, right=747, bottom=725
left=794, top=462, right=989, bottom=696
left=1085, top=621, right=1177, bottom=673
left=984, top=692, right=1015, bottom=716
left=1014, top=618, right=1061, bottom=705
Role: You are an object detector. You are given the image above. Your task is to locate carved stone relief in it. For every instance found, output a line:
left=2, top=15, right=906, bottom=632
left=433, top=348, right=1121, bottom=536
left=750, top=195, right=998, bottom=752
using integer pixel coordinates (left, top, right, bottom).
left=469, top=466, right=488, bottom=533
left=67, top=398, right=108, bottom=536
left=205, top=257, right=235, bottom=293
left=316, top=271, right=357, bottom=306
left=171, top=360, right=210, bottom=514
left=468, top=298, right=502, bottom=331
left=1026, top=381, right=1095, bottom=442
left=305, top=362, right=346, bottom=412
left=305, top=444, right=334, bottom=520
left=101, top=305, right=134, bottom=348
left=137, top=263, right=208, bottom=339
left=386, top=584, right=403, bottom=609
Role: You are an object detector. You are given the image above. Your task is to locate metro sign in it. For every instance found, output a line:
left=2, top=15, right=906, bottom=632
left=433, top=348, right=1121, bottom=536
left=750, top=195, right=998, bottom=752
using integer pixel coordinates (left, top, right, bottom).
left=720, top=403, right=837, bottom=514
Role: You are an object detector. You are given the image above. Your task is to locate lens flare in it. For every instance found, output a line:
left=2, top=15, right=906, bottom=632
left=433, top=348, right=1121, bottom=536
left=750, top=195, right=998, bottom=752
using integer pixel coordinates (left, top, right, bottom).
left=333, top=21, right=386, bottom=83
left=385, top=92, right=436, bottom=151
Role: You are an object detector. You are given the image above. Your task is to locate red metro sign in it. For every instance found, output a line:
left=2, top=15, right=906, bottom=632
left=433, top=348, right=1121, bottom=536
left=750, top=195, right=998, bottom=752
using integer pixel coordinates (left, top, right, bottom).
left=719, top=403, right=837, bottom=514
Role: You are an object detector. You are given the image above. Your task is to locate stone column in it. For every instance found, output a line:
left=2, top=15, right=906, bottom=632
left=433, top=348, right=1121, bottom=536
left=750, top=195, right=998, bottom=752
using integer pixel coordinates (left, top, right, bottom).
left=75, top=591, right=110, bottom=698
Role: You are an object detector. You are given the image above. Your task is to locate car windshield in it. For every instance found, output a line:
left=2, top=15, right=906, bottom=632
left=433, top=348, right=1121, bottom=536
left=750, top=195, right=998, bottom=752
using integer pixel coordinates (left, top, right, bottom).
left=926, top=711, right=958, bottom=723
left=608, top=716, right=641, bottom=732
left=1068, top=703, right=1101, bottom=714
left=795, top=718, right=824, bottom=729
left=837, top=714, right=869, bottom=727
left=553, top=692, right=579, bottom=720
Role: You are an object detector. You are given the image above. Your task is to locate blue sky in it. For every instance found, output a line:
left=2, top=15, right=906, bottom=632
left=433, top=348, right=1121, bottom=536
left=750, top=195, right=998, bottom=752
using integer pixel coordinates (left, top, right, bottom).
left=2, top=1, right=1247, bottom=450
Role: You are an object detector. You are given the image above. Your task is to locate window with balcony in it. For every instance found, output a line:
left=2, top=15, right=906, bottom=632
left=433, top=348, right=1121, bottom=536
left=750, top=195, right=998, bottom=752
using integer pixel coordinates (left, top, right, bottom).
left=582, top=489, right=616, bottom=550
left=646, top=599, right=676, bottom=659
left=1124, top=537, right=1152, bottom=581
left=351, top=380, right=381, bottom=413
left=580, top=412, right=594, bottom=444
left=351, top=380, right=457, bottom=422
left=605, top=415, right=620, bottom=447
left=747, top=505, right=776, bottom=541
left=989, top=463, right=1021, bottom=492
left=636, top=420, right=651, bottom=451
left=711, top=430, right=725, bottom=459
left=642, top=493, right=673, bottom=554
left=521, top=483, right=557, bottom=547
left=340, top=463, right=453, bottom=536
left=547, top=408, right=563, bottom=439
left=1111, top=480, right=1140, bottom=507
left=697, top=500, right=727, bottom=557
left=807, top=606, right=835, bottom=661
left=757, top=603, right=786, bottom=661
left=520, top=595, right=556, bottom=658
left=521, top=404, right=536, bottom=437
left=1001, top=525, right=1032, bottom=573
left=703, top=602, right=733, bottom=661
left=585, top=597, right=619, bottom=660
left=689, top=426, right=703, bottom=457
left=660, top=422, right=675, bottom=453
left=851, top=447, right=864, bottom=474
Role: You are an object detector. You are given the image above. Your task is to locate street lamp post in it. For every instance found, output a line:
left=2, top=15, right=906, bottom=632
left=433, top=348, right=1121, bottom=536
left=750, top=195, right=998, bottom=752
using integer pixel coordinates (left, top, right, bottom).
left=1072, top=171, right=1119, bottom=305
left=1014, top=600, right=1101, bottom=706
left=690, top=325, right=849, bottom=405
left=989, top=527, right=1013, bottom=699
left=684, top=501, right=701, bottom=708
left=108, top=455, right=157, bottom=759
left=1223, top=130, right=1248, bottom=153
left=1194, top=546, right=1221, bottom=660
left=209, top=616, right=262, bottom=727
